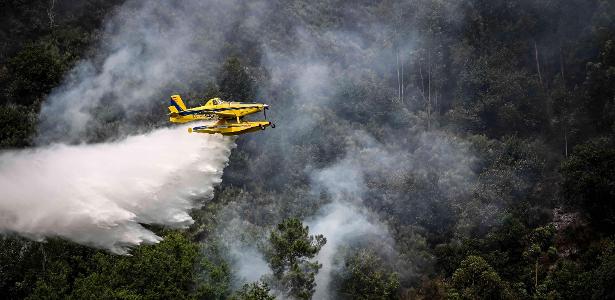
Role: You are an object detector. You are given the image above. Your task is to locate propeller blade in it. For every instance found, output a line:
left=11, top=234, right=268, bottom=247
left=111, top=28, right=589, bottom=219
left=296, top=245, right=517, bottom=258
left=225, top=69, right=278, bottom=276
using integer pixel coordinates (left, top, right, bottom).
left=264, top=108, right=267, bottom=119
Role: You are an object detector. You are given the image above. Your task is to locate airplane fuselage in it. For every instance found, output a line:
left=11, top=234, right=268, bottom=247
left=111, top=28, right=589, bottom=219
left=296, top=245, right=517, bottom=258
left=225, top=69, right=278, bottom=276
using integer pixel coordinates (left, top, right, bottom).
left=167, top=95, right=273, bottom=135
left=170, top=101, right=267, bottom=123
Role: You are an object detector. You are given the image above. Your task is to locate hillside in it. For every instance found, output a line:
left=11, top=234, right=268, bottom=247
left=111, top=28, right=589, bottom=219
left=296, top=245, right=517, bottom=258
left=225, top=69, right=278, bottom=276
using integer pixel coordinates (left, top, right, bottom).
left=1, top=0, right=614, bottom=299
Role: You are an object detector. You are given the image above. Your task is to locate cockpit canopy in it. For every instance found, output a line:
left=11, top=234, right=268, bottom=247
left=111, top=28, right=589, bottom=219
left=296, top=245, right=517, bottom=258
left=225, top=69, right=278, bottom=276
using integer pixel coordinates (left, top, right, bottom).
left=206, top=98, right=224, bottom=106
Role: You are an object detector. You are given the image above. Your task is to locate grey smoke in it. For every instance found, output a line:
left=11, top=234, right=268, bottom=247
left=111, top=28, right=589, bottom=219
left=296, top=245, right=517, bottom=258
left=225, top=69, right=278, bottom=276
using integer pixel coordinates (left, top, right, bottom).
left=218, top=128, right=477, bottom=296
left=306, top=129, right=476, bottom=297
left=231, top=246, right=270, bottom=284
left=37, top=0, right=263, bottom=144
left=213, top=1, right=480, bottom=295
left=216, top=212, right=270, bottom=287
left=217, top=1, right=485, bottom=297
left=307, top=201, right=392, bottom=300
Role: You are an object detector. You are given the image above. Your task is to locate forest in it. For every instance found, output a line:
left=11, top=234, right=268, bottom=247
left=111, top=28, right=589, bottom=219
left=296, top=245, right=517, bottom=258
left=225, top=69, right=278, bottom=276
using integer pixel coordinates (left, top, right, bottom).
left=0, top=0, right=614, bottom=299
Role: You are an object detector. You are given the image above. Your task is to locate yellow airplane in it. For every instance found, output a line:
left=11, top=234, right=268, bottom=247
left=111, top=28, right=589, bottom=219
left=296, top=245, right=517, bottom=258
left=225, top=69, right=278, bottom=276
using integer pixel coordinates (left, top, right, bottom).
left=167, top=94, right=274, bottom=136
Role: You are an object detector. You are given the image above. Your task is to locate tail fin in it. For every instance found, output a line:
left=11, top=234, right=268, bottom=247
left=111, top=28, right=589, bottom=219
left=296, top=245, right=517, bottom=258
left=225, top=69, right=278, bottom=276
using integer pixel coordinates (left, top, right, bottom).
left=168, top=95, right=187, bottom=113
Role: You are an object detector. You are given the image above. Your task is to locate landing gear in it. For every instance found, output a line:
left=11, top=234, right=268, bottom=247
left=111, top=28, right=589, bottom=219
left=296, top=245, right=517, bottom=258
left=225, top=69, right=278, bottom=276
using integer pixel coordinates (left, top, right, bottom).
left=260, top=125, right=266, bottom=130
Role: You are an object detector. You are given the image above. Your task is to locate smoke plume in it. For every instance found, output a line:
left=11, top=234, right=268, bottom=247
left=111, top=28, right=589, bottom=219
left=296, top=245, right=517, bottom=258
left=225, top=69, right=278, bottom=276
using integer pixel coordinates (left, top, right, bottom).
left=0, top=126, right=232, bottom=254
left=307, top=201, right=392, bottom=300
left=36, top=0, right=258, bottom=144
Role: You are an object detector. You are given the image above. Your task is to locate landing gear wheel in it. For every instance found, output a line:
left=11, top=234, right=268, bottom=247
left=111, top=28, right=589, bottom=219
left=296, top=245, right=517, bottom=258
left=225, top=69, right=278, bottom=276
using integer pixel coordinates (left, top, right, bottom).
left=260, top=125, right=266, bottom=130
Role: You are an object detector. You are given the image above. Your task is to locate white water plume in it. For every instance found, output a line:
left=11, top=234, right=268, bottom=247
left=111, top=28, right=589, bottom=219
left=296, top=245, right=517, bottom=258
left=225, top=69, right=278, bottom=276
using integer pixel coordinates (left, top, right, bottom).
left=0, top=125, right=232, bottom=254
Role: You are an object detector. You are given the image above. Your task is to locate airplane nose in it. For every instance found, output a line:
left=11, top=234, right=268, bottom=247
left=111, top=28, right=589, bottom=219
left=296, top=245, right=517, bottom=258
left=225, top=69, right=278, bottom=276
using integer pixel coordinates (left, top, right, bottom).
left=263, top=104, right=269, bottom=109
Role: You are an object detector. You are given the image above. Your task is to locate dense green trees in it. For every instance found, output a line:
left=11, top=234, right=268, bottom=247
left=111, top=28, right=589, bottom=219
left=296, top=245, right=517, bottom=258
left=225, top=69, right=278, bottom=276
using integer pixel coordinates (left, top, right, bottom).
left=523, top=225, right=557, bottom=290
left=5, top=41, right=68, bottom=105
left=232, top=282, right=275, bottom=300
left=448, top=255, right=514, bottom=300
left=218, top=57, right=256, bottom=102
left=332, top=250, right=400, bottom=300
left=0, top=232, right=222, bottom=300
left=265, top=218, right=326, bottom=300
left=584, top=40, right=615, bottom=132
left=27, top=232, right=206, bottom=299
left=0, top=104, right=36, bottom=147
left=1, top=0, right=615, bottom=299
left=561, top=137, right=615, bottom=232
left=0, top=0, right=122, bottom=147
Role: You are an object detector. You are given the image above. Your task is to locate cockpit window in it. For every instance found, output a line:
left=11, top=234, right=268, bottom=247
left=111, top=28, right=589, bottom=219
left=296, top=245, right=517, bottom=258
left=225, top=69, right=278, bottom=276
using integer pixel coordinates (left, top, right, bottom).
left=210, top=98, right=224, bottom=105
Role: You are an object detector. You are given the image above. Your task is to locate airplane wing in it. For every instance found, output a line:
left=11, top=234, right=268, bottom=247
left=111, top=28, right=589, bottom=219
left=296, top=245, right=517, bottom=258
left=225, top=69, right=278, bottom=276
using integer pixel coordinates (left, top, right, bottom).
left=168, top=95, right=265, bottom=121
left=210, top=111, right=237, bottom=119
left=178, top=108, right=236, bottom=119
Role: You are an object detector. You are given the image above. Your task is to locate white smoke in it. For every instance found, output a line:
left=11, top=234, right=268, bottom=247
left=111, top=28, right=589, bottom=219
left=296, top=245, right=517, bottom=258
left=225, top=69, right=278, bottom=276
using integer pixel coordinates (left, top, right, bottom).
left=307, top=201, right=391, bottom=300
left=0, top=125, right=232, bottom=254
left=230, top=246, right=270, bottom=284
left=216, top=212, right=271, bottom=287
left=304, top=129, right=476, bottom=297
left=37, top=0, right=260, bottom=144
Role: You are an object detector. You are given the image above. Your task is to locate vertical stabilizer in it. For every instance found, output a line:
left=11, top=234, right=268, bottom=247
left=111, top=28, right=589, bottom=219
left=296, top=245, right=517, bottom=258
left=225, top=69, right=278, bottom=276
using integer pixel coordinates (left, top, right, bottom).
left=170, top=95, right=187, bottom=111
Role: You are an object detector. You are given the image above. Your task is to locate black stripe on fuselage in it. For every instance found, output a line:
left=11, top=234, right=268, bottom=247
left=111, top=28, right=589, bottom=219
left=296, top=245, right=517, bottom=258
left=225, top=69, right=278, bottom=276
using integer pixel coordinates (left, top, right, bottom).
left=178, top=106, right=261, bottom=116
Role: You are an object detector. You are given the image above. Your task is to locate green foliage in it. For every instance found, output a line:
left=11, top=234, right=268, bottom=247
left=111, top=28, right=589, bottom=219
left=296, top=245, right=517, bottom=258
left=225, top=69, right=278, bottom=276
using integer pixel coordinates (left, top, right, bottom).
left=0, top=0, right=119, bottom=62
left=536, top=260, right=584, bottom=300
left=27, top=260, right=72, bottom=299
left=218, top=56, right=256, bottom=102
left=232, top=281, right=276, bottom=300
left=561, top=137, right=615, bottom=232
left=67, top=232, right=199, bottom=299
left=451, top=49, right=546, bottom=137
left=267, top=218, right=326, bottom=277
left=0, top=236, right=100, bottom=299
left=0, top=104, right=36, bottom=147
left=5, top=41, right=68, bottom=105
left=583, top=40, right=615, bottom=132
left=332, top=249, right=400, bottom=300
left=448, top=255, right=515, bottom=300
left=524, top=225, right=556, bottom=261
left=523, top=225, right=557, bottom=292
left=456, top=136, right=548, bottom=238
left=537, top=238, right=615, bottom=299
left=194, top=242, right=232, bottom=300
left=1, top=1, right=615, bottom=299
left=0, top=213, right=233, bottom=300
left=582, top=238, right=615, bottom=299
left=266, top=218, right=326, bottom=299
